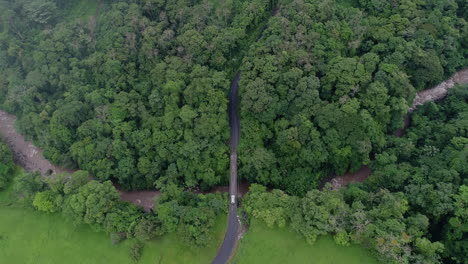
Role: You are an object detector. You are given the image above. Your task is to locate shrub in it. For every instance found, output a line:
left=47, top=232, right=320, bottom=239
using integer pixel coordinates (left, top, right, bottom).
left=133, top=217, right=160, bottom=242
left=110, top=232, right=126, bottom=245
left=13, top=172, right=46, bottom=205
left=32, top=190, right=62, bottom=213
left=130, top=242, right=144, bottom=262
left=334, top=231, right=351, bottom=247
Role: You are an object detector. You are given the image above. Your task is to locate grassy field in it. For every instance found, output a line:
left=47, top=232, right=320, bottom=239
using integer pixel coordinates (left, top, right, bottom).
left=0, top=178, right=227, bottom=264
left=1, top=170, right=377, bottom=264
left=232, top=219, right=380, bottom=264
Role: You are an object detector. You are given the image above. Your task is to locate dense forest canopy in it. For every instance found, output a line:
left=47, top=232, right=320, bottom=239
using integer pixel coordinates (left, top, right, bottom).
left=0, top=0, right=278, bottom=190
left=238, top=0, right=468, bottom=195
left=0, top=0, right=467, bottom=263
left=0, top=0, right=466, bottom=193
left=243, top=86, right=468, bottom=264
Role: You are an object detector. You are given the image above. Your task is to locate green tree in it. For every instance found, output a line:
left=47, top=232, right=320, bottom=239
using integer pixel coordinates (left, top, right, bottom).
left=13, top=172, right=45, bottom=204
left=24, top=0, right=57, bottom=25
left=64, top=181, right=120, bottom=229
left=0, top=141, right=14, bottom=189
left=443, top=185, right=468, bottom=264
left=63, top=170, right=89, bottom=195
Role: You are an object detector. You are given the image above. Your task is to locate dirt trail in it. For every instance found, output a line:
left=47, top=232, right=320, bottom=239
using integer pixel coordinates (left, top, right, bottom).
left=329, top=67, right=468, bottom=189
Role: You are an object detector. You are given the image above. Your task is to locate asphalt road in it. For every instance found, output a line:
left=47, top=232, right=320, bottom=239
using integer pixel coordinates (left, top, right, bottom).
left=212, top=71, right=241, bottom=264
left=212, top=8, right=280, bottom=263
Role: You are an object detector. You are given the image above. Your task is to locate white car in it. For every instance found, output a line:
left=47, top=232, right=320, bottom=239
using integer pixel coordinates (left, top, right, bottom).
left=230, top=195, right=236, bottom=204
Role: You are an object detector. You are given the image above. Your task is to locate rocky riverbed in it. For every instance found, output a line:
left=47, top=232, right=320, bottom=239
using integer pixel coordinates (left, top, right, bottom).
left=0, top=111, right=159, bottom=212
left=328, top=67, right=468, bottom=189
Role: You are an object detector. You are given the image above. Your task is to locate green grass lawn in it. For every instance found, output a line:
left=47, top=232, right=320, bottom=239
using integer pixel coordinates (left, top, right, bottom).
left=0, top=178, right=227, bottom=264
left=232, top=219, right=380, bottom=264
left=0, top=171, right=377, bottom=264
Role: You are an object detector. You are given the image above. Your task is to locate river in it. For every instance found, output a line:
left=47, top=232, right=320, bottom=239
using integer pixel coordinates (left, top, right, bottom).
left=1, top=68, right=467, bottom=208
left=327, top=67, right=468, bottom=189
left=0, top=110, right=159, bottom=212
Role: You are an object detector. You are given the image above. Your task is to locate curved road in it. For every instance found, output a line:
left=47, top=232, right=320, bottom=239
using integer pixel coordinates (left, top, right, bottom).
left=212, top=71, right=241, bottom=264
left=213, top=8, right=280, bottom=264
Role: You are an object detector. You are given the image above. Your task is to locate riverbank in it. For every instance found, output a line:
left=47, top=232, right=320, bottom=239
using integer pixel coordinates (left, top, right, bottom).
left=1, top=68, right=467, bottom=207
left=410, top=68, right=468, bottom=111
left=324, top=67, right=468, bottom=189
left=0, top=111, right=72, bottom=175
left=0, top=110, right=160, bottom=211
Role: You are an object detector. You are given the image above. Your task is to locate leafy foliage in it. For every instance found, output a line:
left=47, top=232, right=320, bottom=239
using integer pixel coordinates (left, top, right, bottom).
left=13, top=171, right=46, bottom=205
left=0, top=140, right=14, bottom=189
left=243, top=87, right=468, bottom=263
left=8, top=166, right=228, bottom=249
left=244, top=184, right=444, bottom=264
left=0, top=1, right=465, bottom=195
left=0, top=0, right=277, bottom=190
left=238, top=0, right=467, bottom=195
left=156, top=184, right=228, bottom=246
left=33, top=190, right=62, bottom=213
left=364, top=87, right=468, bottom=263
left=0, top=0, right=467, bottom=261
left=63, top=180, right=120, bottom=228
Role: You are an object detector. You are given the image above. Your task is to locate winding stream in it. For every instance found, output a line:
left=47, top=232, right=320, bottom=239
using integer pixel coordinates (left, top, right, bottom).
left=328, top=67, right=468, bottom=189
left=0, top=37, right=467, bottom=262
left=1, top=69, right=467, bottom=207
left=0, top=111, right=159, bottom=212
